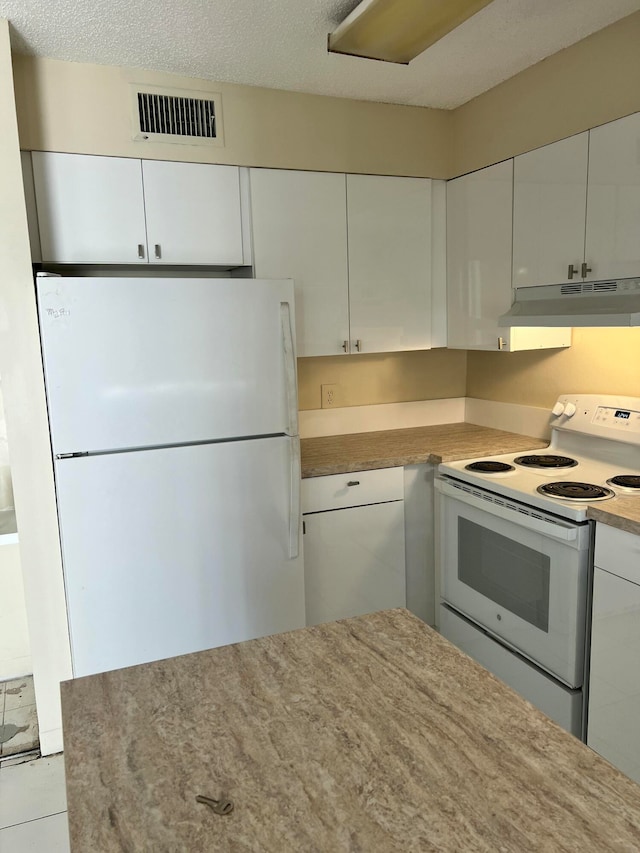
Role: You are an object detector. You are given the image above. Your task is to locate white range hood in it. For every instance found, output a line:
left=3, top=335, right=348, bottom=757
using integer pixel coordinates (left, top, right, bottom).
left=499, top=278, right=640, bottom=327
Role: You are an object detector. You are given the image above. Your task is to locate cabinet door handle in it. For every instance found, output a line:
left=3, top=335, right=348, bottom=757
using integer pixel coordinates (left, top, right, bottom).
left=567, top=264, right=578, bottom=279
left=497, top=336, right=506, bottom=350
left=154, top=244, right=162, bottom=259
left=354, top=340, right=362, bottom=352
left=342, top=340, right=349, bottom=353
left=581, top=262, right=592, bottom=278
left=137, top=244, right=145, bottom=259
left=347, top=480, right=360, bottom=487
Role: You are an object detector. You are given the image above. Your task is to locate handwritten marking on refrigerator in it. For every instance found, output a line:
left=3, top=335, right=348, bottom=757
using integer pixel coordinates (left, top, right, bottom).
left=46, top=308, right=71, bottom=319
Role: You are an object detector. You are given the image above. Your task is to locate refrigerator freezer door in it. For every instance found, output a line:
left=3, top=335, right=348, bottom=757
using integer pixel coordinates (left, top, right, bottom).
left=37, top=277, right=297, bottom=454
left=55, top=436, right=304, bottom=677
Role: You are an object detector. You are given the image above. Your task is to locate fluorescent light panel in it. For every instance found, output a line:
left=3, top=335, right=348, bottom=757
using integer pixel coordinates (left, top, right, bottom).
left=328, top=0, right=495, bottom=64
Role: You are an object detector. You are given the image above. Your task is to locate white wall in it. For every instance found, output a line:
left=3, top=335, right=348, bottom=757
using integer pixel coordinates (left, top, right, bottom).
left=0, top=382, right=32, bottom=680
left=0, top=19, right=72, bottom=753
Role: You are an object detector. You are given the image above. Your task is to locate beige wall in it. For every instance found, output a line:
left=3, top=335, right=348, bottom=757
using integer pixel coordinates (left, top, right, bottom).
left=0, top=20, right=72, bottom=753
left=298, top=349, right=467, bottom=410
left=452, top=10, right=640, bottom=175
left=13, top=55, right=453, bottom=178
left=454, top=9, right=640, bottom=411
left=11, top=20, right=640, bottom=417
left=467, top=329, right=640, bottom=408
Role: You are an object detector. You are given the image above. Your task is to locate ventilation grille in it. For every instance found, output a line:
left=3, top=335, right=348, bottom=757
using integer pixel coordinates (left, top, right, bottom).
left=560, top=281, right=618, bottom=296
left=560, top=284, right=582, bottom=295
left=445, top=479, right=566, bottom=528
left=132, top=86, right=223, bottom=146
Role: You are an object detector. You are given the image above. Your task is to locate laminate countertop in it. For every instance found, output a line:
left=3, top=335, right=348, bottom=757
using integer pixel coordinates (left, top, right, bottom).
left=300, top=423, right=640, bottom=535
left=300, top=422, right=548, bottom=478
left=61, top=609, right=640, bottom=852
left=587, top=495, right=640, bottom=536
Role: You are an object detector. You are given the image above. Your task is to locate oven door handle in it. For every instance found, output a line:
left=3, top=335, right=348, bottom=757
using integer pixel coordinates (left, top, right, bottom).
left=435, top=478, right=579, bottom=543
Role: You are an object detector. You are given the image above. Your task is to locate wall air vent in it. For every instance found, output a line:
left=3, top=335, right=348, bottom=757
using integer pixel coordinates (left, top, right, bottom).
left=131, top=86, right=223, bottom=147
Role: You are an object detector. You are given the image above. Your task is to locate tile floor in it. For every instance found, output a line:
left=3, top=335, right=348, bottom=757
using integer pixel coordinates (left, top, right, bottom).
left=0, top=677, right=39, bottom=759
left=0, top=754, right=70, bottom=851
left=0, top=676, right=70, bottom=850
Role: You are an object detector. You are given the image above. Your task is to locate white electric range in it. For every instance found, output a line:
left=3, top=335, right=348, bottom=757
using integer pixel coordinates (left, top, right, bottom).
left=435, top=395, right=640, bottom=739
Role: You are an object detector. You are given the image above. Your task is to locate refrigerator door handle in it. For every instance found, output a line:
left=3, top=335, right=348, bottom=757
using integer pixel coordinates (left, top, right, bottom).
left=289, top=435, right=301, bottom=560
left=280, top=301, right=299, bottom=438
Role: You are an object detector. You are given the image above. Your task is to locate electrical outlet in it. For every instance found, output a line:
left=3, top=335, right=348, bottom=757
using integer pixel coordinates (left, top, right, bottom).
left=321, top=384, right=338, bottom=409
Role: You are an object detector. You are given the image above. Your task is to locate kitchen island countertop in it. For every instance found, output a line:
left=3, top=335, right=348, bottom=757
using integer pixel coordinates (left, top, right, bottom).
left=61, top=608, right=640, bottom=852
left=300, top=422, right=548, bottom=477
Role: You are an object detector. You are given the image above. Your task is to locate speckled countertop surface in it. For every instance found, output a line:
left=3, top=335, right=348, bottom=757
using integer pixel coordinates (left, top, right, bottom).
left=300, top=423, right=548, bottom=478
left=300, top=423, right=640, bottom=535
left=588, top=495, right=640, bottom=536
left=61, top=609, right=640, bottom=852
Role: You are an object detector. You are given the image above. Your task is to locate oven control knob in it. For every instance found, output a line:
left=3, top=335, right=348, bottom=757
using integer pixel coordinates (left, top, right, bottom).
left=552, top=402, right=565, bottom=417
left=564, top=402, right=577, bottom=417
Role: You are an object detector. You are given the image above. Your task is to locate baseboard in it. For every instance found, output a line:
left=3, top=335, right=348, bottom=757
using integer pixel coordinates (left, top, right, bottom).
left=38, top=727, right=63, bottom=757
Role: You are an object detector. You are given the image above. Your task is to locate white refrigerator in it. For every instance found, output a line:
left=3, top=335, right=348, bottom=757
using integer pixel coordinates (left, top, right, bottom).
left=36, top=275, right=305, bottom=677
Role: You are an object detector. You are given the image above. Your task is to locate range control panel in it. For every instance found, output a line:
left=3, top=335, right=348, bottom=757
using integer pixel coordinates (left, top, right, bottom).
left=593, top=406, right=640, bottom=431
left=549, top=394, right=640, bottom=441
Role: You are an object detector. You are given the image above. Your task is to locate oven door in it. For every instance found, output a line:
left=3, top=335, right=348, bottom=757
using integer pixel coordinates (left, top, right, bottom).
left=436, top=477, right=590, bottom=688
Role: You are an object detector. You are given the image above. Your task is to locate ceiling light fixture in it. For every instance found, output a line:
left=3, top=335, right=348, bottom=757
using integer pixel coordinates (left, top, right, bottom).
left=328, top=0, right=495, bottom=64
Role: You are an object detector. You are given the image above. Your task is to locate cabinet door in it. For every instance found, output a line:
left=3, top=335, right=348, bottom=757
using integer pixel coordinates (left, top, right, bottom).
left=512, top=133, right=588, bottom=288
left=585, top=113, right=640, bottom=282
left=447, top=161, right=513, bottom=350
left=588, top=566, right=640, bottom=785
left=32, top=152, right=147, bottom=264
left=347, top=175, right=432, bottom=353
left=250, top=169, right=350, bottom=357
left=303, top=501, right=406, bottom=627
left=142, top=161, right=244, bottom=265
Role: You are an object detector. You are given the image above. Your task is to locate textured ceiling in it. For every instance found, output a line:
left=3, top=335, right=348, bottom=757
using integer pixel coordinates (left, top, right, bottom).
left=2, top=0, right=640, bottom=109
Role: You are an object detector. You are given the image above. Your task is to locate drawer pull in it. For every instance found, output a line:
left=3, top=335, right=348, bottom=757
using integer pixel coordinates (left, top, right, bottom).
left=347, top=480, right=360, bottom=487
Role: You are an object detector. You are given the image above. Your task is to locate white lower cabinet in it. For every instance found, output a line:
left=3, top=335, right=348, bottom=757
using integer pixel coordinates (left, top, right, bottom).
left=588, top=524, right=640, bottom=784
left=302, top=468, right=406, bottom=626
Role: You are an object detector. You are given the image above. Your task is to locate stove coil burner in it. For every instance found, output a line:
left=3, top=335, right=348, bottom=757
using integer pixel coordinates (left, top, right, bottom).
left=607, top=475, right=640, bottom=491
left=464, top=461, right=515, bottom=473
left=536, top=481, right=615, bottom=501
left=514, top=454, right=578, bottom=469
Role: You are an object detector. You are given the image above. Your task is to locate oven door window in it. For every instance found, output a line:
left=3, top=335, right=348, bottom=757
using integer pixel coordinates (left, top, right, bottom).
left=458, top=517, right=550, bottom=632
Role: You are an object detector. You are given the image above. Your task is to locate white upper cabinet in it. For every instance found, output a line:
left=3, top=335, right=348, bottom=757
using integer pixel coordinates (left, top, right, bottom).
left=512, top=133, right=588, bottom=288
left=447, top=160, right=513, bottom=350
left=141, top=160, right=245, bottom=265
left=584, top=112, right=640, bottom=282
left=250, top=169, right=433, bottom=357
left=447, top=160, right=570, bottom=352
left=32, top=152, right=148, bottom=264
left=32, top=152, right=247, bottom=266
left=249, top=168, right=351, bottom=358
left=347, top=175, right=432, bottom=353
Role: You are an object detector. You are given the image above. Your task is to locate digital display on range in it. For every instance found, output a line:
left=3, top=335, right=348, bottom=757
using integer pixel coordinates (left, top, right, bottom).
left=614, top=410, right=631, bottom=419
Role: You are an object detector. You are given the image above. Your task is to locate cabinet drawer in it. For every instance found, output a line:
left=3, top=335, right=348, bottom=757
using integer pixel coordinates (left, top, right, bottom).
left=594, top=524, right=640, bottom=585
left=302, top=467, right=404, bottom=514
